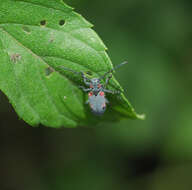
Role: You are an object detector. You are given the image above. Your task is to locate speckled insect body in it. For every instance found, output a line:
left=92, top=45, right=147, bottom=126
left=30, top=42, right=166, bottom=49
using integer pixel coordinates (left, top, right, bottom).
left=60, top=61, right=128, bottom=115
left=80, top=77, right=110, bottom=115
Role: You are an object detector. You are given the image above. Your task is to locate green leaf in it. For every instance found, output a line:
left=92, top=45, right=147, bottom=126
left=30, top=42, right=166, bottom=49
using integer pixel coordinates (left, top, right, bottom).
left=0, top=0, right=144, bottom=128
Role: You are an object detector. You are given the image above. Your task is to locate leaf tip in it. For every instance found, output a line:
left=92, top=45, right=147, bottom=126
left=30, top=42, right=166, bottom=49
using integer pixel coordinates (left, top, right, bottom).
left=136, top=113, right=146, bottom=120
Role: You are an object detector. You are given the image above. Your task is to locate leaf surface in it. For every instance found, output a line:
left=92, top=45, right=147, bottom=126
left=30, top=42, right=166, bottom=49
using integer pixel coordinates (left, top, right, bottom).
left=0, top=0, right=144, bottom=127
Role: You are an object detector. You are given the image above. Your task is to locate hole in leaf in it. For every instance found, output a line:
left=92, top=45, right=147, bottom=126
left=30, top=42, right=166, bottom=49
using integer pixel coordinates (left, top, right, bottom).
left=40, top=20, right=46, bottom=26
left=22, top=26, right=31, bottom=34
left=45, top=67, right=54, bottom=76
left=59, top=19, right=65, bottom=26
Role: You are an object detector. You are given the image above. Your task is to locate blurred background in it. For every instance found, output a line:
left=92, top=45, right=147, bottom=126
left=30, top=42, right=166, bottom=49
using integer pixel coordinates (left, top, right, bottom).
left=1, top=0, right=192, bottom=189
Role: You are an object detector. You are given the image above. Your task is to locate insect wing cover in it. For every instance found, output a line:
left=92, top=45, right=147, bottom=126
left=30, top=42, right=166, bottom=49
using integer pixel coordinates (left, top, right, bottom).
left=88, top=94, right=106, bottom=115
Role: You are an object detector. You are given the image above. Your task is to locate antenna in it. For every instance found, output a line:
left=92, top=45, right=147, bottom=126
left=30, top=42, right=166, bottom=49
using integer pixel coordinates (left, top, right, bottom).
left=57, top=65, right=81, bottom=76
left=99, top=61, right=128, bottom=80
left=57, top=65, right=91, bottom=82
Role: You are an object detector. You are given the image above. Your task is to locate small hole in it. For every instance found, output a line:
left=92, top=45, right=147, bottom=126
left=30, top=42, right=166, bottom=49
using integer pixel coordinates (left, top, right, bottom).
left=40, top=20, right=46, bottom=26
left=45, top=67, right=54, bottom=76
left=59, top=19, right=65, bottom=26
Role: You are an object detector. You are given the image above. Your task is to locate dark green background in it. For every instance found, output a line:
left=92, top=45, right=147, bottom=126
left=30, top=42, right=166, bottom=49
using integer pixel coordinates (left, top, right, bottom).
left=1, top=0, right=192, bottom=189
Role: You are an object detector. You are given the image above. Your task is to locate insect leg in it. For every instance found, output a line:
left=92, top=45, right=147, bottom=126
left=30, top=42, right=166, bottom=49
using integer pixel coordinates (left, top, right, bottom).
left=104, top=74, right=123, bottom=94
left=104, top=74, right=112, bottom=88
left=81, top=72, right=91, bottom=86
left=79, top=86, right=92, bottom=92
left=99, top=61, right=128, bottom=80
left=103, top=89, right=121, bottom=94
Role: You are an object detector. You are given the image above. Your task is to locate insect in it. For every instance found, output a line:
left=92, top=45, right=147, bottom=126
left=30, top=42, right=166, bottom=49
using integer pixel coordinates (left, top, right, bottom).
left=59, top=61, right=128, bottom=115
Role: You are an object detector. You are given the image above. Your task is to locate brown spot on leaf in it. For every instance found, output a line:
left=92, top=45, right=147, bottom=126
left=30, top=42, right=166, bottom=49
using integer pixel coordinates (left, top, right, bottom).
left=10, top=53, right=21, bottom=63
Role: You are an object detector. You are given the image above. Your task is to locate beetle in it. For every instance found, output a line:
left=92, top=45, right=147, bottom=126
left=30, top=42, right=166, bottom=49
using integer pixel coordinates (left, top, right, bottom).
left=59, top=61, right=128, bottom=115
